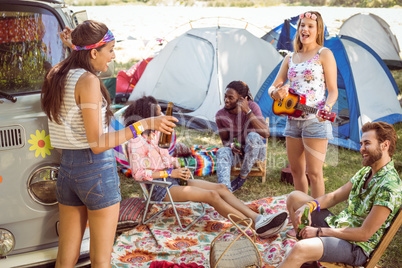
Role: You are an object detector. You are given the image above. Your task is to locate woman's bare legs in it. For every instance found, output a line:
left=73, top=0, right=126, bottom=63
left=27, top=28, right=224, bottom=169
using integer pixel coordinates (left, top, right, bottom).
left=286, top=136, right=328, bottom=198
left=56, top=204, right=88, bottom=268
left=303, top=137, right=328, bottom=198
left=286, top=137, right=308, bottom=194
left=87, top=202, right=120, bottom=268
left=168, top=179, right=259, bottom=227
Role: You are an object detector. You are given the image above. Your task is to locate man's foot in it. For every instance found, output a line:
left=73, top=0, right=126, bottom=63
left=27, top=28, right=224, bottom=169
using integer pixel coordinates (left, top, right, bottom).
left=230, top=175, right=241, bottom=191
left=231, top=176, right=247, bottom=192
left=255, top=211, right=288, bottom=238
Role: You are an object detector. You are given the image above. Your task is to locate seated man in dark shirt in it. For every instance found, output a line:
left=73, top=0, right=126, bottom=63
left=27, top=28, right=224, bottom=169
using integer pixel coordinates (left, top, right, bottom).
left=215, top=80, right=270, bottom=192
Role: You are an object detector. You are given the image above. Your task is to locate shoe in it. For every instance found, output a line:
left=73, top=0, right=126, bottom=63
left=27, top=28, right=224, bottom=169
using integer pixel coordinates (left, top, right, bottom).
left=230, top=175, right=241, bottom=189
left=255, top=211, right=288, bottom=238
left=231, top=176, right=247, bottom=192
left=259, top=218, right=288, bottom=238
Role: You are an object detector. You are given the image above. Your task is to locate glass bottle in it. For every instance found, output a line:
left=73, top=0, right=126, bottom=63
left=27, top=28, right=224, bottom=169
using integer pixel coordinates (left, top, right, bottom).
left=296, top=206, right=310, bottom=240
left=233, top=137, right=241, bottom=150
left=158, top=102, right=174, bottom=148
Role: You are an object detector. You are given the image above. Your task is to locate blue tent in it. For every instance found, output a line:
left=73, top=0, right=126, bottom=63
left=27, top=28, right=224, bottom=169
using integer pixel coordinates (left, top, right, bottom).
left=256, top=35, right=402, bottom=151
left=262, top=15, right=329, bottom=52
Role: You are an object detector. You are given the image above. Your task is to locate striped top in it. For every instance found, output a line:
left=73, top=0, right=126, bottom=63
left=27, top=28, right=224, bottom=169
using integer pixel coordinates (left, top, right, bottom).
left=48, top=68, right=108, bottom=149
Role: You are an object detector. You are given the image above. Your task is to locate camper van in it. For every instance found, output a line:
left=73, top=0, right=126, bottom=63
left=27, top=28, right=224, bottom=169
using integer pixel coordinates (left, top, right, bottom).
left=0, top=0, right=91, bottom=266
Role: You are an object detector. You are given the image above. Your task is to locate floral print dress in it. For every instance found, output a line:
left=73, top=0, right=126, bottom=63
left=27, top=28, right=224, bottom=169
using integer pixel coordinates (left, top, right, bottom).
left=288, top=48, right=327, bottom=120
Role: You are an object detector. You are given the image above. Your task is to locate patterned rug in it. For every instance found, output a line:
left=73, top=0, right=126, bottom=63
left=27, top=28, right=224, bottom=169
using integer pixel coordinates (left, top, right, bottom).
left=111, top=195, right=305, bottom=267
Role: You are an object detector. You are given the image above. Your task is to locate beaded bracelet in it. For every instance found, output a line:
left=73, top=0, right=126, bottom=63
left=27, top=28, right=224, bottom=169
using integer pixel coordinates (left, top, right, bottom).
left=316, top=227, right=322, bottom=237
left=129, top=125, right=138, bottom=138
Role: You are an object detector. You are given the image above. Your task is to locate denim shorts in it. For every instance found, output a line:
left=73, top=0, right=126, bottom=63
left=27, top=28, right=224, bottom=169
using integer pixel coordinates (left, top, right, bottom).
left=56, top=148, right=121, bottom=210
left=148, top=177, right=180, bottom=201
left=283, top=117, right=333, bottom=139
left=311, top=209, right=369, bottom=266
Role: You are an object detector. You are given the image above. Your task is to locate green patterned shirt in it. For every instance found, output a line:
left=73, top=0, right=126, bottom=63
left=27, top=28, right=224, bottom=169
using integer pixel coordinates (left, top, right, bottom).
left=325, top=160, right=401, bottom=255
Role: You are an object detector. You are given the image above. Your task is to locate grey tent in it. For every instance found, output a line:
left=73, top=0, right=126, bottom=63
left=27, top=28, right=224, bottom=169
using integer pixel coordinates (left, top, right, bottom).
left=339, top=13, right=402, bottom=69
left=128, top=26, right=283, bottom=129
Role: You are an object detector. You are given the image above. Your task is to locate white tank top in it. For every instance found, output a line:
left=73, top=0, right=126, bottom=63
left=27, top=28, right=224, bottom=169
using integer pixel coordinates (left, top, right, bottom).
left=48, top=69, right=108, bottom=149
left=288, top=47, right=327, bottom=120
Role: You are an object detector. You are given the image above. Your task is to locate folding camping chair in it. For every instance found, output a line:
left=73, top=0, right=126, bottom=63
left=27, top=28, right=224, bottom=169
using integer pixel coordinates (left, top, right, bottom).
left=230, top=118, right=269, bottom=183
left=321, top=207, right=402, bottom=268
left=139, top=167, right=206, bottom=231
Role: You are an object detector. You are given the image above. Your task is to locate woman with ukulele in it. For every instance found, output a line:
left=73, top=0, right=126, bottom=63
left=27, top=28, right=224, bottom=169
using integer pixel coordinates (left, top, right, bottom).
left=268, top=11, right=338, bottom=218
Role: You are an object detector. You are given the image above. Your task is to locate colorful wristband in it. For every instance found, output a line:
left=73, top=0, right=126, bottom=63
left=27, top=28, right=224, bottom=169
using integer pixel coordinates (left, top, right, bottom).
left=167, top=167, right=173, bottom=177
left=129, top=125, right=137, bottom=138
left=308, top=201, right=317, bottom=212
left=306, top=202, right=314, bottom=213
left=312, top=200, right=321, bottom=212
left=324, top=104, right=331, bottom=112
left=160, top=171, right=168, bottom=178
left=133, top=121, right=144, bottom=135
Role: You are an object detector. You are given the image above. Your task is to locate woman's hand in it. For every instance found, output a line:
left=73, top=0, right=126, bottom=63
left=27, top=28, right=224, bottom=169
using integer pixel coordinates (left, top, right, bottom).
left=171, top=168, right=191, bottom=180
left=271, top=82, right=289, bottom=100
left=59, top=26, right=73, bottom=49
left=142, top=115, right=178, bottom=134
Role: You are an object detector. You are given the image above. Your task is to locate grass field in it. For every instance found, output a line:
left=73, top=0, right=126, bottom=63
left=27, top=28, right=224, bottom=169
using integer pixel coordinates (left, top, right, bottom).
left=118, top=70, right=402, bottom=267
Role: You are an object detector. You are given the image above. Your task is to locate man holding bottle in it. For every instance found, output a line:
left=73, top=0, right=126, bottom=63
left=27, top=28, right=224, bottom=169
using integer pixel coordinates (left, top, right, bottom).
left=279, top=121, right=401, bottom=268
left=215, top=81, right=270, bottom=192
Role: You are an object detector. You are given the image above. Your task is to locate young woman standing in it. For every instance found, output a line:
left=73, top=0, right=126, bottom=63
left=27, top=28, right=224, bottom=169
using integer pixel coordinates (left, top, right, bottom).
left=41, top=20, right=176, bottom=267
left=269, top=11, right=338, bottom=200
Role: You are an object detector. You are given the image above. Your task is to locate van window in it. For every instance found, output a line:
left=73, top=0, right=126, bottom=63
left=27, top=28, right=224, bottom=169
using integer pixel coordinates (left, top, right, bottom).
left=0, top=8, right=67, bottom=94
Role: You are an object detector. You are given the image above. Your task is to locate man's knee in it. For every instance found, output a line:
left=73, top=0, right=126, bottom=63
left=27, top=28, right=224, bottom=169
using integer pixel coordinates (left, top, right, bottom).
left=246, top=132, right=264, bottom=146
left=289, top=238, right=324, bottom=261
left=217, top=147, right=232, bottom=161
left=287, top=190, right=312, bottom=208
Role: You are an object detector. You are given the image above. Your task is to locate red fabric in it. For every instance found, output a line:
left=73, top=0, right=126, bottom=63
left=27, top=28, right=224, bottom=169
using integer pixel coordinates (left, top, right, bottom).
left=116, top=57, right=153, bottom=93
left=150, top=261, right=205, bottom=268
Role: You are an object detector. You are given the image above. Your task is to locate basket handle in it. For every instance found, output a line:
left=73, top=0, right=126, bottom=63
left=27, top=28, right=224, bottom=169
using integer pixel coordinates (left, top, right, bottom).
left=211, top=213, right=262, bottom=268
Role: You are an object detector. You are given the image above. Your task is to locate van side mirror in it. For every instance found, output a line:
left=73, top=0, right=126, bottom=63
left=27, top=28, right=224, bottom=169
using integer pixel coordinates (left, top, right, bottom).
left=71, top=10, right=88, bottom=27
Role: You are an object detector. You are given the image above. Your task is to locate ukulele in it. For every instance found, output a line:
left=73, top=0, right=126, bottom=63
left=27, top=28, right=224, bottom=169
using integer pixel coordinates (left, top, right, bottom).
left=272, top=89, right=336, bottom=122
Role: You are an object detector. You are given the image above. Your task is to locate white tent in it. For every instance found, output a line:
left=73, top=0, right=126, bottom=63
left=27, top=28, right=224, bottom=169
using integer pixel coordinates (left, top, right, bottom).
left=339, top=13, right=402, bottom=69
left=129, top=27, right=283, bottom=125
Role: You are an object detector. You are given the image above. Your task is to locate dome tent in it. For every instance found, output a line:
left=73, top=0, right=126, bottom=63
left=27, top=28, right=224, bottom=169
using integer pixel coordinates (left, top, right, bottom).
left=256, top=35, right=402, bottom=151
left=128, top=26, right=283, bottom=129
left=339, top=13, right=402, bottom=70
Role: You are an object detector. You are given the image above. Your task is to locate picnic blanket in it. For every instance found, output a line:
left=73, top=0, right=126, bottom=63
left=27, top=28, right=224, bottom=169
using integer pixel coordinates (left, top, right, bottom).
left=111, top=195, right=297, bottom=268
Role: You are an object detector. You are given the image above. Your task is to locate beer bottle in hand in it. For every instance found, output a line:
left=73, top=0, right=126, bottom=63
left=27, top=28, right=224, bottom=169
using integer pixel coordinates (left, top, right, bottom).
left=158, top=102, right=174, bottom=148
left=296, top=206, right=310, bottom=240
left=233, top=138, right=241, bottom=151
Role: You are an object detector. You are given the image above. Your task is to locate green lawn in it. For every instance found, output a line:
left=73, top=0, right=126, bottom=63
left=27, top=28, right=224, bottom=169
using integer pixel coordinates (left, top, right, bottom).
left=119, top=70, right=402, bottom=267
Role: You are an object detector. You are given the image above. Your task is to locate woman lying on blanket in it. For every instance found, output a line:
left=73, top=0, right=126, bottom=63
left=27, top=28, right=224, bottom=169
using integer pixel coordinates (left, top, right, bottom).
left=123, top=96, right=288, bottom=237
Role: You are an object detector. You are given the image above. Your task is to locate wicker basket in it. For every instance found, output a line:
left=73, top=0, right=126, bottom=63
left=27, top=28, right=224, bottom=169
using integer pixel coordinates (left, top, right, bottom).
left=209, top=214, right=262, bottom=268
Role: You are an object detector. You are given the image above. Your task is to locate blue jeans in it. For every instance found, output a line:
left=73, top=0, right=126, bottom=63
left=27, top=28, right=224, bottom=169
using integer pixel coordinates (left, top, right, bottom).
left=56, top=148, right=121, bottom=210
left=216, top=132, right=266, bottom=190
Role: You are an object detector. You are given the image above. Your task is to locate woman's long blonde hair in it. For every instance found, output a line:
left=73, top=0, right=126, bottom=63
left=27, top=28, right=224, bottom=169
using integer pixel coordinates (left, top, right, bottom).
left=293, top=11, right=324, bottom=53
